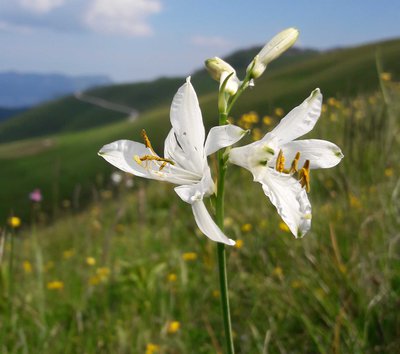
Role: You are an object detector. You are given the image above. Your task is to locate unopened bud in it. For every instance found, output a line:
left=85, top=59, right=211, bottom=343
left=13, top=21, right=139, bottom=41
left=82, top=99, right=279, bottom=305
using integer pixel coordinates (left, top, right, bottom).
left=205, top=57, right=236, bottom=81
left=247, top=28, right=299, bottom=79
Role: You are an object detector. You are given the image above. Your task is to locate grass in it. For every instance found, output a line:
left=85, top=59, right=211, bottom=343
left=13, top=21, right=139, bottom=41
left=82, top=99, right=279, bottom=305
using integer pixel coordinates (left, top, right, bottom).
left=0, top=76, right=399, bottom=353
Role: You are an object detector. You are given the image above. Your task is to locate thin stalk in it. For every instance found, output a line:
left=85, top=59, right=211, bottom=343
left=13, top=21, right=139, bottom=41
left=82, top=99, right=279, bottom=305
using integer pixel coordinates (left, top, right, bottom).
left=216, top=111, right=235, bottom=354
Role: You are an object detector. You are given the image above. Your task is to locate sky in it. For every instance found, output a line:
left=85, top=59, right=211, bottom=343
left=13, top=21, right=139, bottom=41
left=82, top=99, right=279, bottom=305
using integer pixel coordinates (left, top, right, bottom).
left=1, top=0, right=399, bottom=83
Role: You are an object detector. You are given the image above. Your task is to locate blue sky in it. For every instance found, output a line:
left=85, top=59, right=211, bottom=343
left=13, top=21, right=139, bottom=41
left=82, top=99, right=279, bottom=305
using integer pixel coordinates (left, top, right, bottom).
left=1, top=0, right=399, bottom=82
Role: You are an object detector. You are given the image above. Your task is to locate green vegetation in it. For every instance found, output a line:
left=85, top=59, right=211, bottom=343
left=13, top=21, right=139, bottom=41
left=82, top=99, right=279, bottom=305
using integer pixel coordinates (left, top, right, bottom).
left=0, top=37, right=399, bottom=353
left=0, top=80, right=399, bottom=352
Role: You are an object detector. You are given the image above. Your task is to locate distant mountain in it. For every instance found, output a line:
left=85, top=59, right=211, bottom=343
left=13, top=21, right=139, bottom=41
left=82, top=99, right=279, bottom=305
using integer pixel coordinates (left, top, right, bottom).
left=0, top=72, right=112, bottom=108
left=0, top=106, right=27, bottom=122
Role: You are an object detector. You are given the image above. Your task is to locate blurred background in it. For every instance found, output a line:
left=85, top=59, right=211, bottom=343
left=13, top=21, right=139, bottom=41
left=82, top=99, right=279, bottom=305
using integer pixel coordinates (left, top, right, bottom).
left=0, top=1, right=399, bottom=353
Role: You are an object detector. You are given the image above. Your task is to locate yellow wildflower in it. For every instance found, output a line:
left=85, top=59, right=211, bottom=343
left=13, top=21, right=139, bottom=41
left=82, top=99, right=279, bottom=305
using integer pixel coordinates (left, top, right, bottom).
left=182, top=252, right=197, bottom=261
left=272, top=266, right=284, bottom=279
left=145, top=343, right=160, bottom=354
left=212, top=290, right=220, bottom=298
left=380, top=72, right=392, bottom=81
left=167, top=273, right=177, bottom=283
left=167, top=321, right=181, bottom=334
left=349, top=194, right=362, bottom=209
left=291, top=280, right=303, bottom=289
left=23, top=261, right=32, bottom=274
left=279, top=222, right=290, bottom=233
left=86, top=257, right=96, bottom=266
left=234, top=239, right=244, bottom=249
left=241, top=223, right=252, bottom=233
left=262, top=115, right=272, bottom=125
left=63, top=249, right=75, bottom=260
left=47, top=281, right=64, bottom=290
left=274, top=107, right=284, bottom=117
left=8, top=216, right=21, bottom=229
left=384, top=168, right=393, bottom=177
left=252, top=128, right=263, bottom=141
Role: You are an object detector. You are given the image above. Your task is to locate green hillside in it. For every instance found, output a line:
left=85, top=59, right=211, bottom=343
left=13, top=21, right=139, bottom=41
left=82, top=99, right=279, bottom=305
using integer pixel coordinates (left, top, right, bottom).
left=0, top=38, right=399, bottom=222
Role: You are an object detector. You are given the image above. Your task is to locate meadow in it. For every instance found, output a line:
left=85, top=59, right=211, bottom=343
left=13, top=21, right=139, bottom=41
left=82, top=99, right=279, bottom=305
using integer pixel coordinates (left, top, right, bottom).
left=0, top=38, right=400, bottom=353
left=1, top=74, right=399, bottom=353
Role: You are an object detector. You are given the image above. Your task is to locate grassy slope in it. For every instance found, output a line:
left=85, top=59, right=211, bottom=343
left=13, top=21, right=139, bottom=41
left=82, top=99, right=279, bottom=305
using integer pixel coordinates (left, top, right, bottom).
left=0, top=38, right=399, bottom=223
left=1, top=87, right=399, bottom=352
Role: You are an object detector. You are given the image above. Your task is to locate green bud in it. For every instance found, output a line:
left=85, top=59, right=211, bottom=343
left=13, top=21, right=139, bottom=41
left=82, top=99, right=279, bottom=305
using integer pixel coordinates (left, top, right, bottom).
left=205, top=57, right=236, bottom=81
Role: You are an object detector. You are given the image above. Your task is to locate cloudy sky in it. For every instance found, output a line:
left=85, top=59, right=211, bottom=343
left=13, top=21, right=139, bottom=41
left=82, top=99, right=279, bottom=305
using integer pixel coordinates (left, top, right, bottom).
left=1, top=0, right=399, bottom=82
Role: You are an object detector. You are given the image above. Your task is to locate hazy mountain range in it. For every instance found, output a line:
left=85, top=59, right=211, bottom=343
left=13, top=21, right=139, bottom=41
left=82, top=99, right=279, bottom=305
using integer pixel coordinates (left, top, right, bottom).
left=0, top=71, right=111, bottom=108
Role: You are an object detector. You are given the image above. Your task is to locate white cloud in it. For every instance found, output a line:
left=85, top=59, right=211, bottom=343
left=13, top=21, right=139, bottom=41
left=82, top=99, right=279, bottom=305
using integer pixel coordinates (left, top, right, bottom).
left=191, top=35, right=231, bottom=48
left=18, top=0, right=66, bottom=14
left=84, top=0, right=162, bottom=37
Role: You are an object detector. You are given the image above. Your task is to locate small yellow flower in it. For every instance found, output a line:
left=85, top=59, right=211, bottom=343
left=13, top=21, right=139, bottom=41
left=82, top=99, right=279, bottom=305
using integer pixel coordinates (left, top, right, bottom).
left=145, top=343, right=160, bottom=354
left=97, top=267, right=110, bottom=279
left=384, top=168, right=393, bottom=177
left=224, top=217, right=234, bottom=227
left=23, top=261, right=32, bottom=274
left=86, top=257, right=96, bottom=266
left=262, top=115, right=272, bottom=125
left=291, top=280, right=303, bottom=289
left=279, top=222, right=290, bottom=233
left=47, top=281, right=64, bottom=290
left=272, top=266, right=283, bottom=279
left=349, top=194, right=362, bottom=209
left=274, top=107, right=284, bottom=117
left=212, top=290, right=220, bottom=298
left=63, top=249, right=75, bottom=260
left=8, top=216, right=21, bottom=229
left=89, top=276, right=101, bottom=286
left=380, top=72, right=392, bottom=81
left=234, top=239, right=244, bottom=249
left=338, top=264, right=347, bottom=274
left=241, top=223, right=252, bottom=233
left=167, top=321, right=181, bottom=334
left=321, top=103, right=327, bottom=113
left=167, top=273, right=177, bottom=282
left=182, top=252, right=197, bottom=261
left=252, top=128, right=263, bottom=141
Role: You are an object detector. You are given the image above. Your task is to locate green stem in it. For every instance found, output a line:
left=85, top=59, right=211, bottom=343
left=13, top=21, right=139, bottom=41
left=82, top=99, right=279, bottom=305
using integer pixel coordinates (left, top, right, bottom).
left=216, top=111, right=235, bottom=354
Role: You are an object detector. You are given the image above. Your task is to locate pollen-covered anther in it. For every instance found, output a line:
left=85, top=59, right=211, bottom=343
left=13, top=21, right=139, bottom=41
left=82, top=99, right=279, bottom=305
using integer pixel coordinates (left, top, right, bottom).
left=141, top=129, right=155, bottom=154
left=298, top=159, right=311, bottom=192
left=275, top=149, right=286, bottom=172
left=289, top=152, right=301, bottom=174
left=135, top=154, right=175, bottom=171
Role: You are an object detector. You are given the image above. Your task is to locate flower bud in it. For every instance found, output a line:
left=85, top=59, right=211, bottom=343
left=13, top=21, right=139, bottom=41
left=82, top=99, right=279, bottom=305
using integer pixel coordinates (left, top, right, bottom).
left=247, top=28, right=299, bottom=79
left=205, top=57, right=236, bottom=81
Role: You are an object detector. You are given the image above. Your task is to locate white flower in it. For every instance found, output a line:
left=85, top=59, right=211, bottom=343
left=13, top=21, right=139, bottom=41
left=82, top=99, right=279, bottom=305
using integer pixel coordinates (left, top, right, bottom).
left=98, top=77, right=246, bottom=245
left=247, top=28, right=299, bottom=79
left=229, top=89, right=343, bottom=237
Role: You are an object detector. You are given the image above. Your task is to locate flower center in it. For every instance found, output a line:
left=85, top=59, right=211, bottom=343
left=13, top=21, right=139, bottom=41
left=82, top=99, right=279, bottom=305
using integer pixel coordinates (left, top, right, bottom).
left=134, top=129, right=175, bottom=171
left=275, top=150, right=311, bottom=192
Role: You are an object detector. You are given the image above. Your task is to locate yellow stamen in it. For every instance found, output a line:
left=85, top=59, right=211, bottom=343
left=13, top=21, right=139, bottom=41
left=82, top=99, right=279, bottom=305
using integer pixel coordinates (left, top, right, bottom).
left=299, top=160, right=311, bottom=192
left=289, top=152, right=301, bottom=173
left=275, top=150, right=285, bottom=172
left=134, top=155, right=142, bottom=165
left=141, top=129, right=155, bottom=153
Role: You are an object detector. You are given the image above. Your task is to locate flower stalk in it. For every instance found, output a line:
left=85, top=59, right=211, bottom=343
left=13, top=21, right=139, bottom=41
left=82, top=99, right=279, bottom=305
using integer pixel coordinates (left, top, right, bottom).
left=216, top=111, right=235, bottom=354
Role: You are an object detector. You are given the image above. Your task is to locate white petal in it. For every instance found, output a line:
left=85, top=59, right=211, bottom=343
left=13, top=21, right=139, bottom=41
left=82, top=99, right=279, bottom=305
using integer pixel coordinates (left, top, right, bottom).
left=257, top=169, right=311, bottom=238
left=98, top=140, right=196, bottom=185
left=280, top=139, right=344, bottom=169
left=205, top=124, right=247, bottom=156
left=170, top=77, right=205, bottom=173
left=219, top=71, right=240, bottom=95
left=192, top=200, right=235, bottom=246
left=268, top=89, right=322, bottom=144
left=174, top=169, right=214, bottom=204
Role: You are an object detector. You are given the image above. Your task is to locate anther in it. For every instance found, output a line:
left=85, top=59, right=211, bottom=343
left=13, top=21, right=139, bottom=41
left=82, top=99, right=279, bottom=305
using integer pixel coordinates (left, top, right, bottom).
left=299, top=159, right=310, bottom=192
left=289, top=152, right=301, bottom=174
left=141, top=129, right=155, bottom=154
left=275, top=150, right=285, bottom=172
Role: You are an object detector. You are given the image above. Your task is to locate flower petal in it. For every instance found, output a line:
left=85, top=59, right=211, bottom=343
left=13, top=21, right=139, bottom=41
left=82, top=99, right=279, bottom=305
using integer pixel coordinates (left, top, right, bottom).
left=280, top=139, right=344, bottom=169
left=267, top=89, right=322, bottom=145
left=98, top=140, right=197, bottom=184
left=205, top=124, right=247, bottom=156
left=191, top=200, right=235, bottom=246
left=169, top=77, right=205, bottom=173
left=174, top=169, right=214, bottom=203
left=257, top=169, right=311, bottom=238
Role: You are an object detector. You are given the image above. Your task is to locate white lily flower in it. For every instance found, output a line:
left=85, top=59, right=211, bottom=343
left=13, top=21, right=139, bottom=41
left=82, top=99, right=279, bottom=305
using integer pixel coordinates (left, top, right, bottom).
left=229, top=88, right=343, bottom=237
left=98, top=77, right=246, bottom=246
